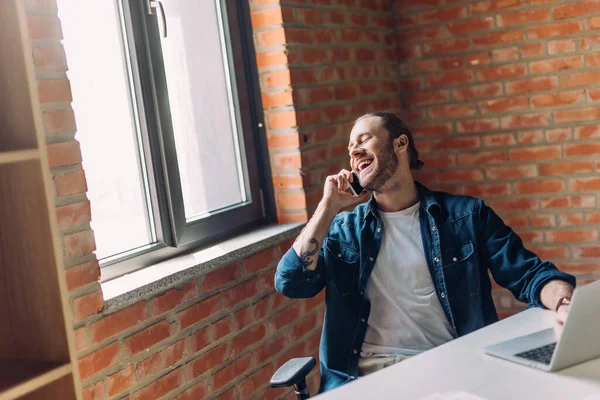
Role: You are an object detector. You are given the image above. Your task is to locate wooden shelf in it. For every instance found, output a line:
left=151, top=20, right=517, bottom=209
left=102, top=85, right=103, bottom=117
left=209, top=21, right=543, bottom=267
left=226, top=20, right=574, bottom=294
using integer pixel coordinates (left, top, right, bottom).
left=0, top=149, right=39, bottom=165
left=0, top=360, right=72, bottom=400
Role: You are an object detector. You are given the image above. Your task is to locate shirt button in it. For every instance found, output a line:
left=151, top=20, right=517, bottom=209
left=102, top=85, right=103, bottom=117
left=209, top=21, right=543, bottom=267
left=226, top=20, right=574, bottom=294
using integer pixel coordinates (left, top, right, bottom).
left=338, top=254, right=342, bottom=258
left=353, top=349, right=358, bottom=354
left=441, top=292, right=446, bottom=298
left=350, top=376, right=355, bottom=380
left=361, top=318, right=366, bottom=322
left=434, top=257, right=439, bottom=262
left=360, top=291, right=364, bottom=295
left=369, top=257, right=374, bottom=261
left=452, top=257, right=457, bottom=262
left=432, top=226, right=436, bottom=231
left=377, top=228, right=381, bottom=232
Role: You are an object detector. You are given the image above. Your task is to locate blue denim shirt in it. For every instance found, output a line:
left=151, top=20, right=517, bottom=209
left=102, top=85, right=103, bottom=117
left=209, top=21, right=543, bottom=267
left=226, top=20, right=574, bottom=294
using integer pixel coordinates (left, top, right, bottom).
left=275, top=182, right=576, bottom=393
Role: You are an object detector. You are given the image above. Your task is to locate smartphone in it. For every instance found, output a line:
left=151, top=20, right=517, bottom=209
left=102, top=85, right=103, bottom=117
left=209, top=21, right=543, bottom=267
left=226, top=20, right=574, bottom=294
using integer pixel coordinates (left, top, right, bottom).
left=348, top=171, right=364, bottom=196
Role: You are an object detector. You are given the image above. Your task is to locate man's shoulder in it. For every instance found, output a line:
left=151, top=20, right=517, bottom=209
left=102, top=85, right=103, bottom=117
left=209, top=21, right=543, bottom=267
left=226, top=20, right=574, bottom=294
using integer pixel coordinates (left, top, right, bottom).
left=331, top=202, right=369, bottom=227
left=427, top=187, right=483, bottom=220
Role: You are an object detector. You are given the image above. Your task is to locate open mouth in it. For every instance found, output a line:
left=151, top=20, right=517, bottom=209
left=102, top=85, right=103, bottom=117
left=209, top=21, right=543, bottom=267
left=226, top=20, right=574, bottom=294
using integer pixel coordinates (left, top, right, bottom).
left=356, top=158, right=374, bottom=173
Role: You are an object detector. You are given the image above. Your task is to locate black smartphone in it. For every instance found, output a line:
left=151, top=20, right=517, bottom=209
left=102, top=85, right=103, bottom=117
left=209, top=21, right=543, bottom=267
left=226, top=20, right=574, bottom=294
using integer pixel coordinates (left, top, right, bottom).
left=348, top=171, right=364, bottom=196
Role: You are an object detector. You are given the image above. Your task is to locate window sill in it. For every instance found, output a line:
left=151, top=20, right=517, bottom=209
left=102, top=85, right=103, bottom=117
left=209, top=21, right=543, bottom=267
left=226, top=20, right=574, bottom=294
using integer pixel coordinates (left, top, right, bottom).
left=101, top=222, right=303, bottom=311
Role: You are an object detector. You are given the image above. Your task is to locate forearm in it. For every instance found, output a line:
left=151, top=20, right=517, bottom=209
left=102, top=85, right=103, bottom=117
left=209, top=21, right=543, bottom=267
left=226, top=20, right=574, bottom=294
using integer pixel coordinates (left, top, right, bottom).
left=292, top=200, right=339, bottom=271
left=540, top=279, right=574, bottom=311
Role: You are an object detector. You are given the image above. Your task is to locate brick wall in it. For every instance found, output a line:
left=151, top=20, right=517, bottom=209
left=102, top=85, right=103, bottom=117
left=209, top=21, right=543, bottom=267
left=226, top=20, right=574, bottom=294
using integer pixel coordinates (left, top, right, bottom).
left=392, top=0, right=600, bottom=316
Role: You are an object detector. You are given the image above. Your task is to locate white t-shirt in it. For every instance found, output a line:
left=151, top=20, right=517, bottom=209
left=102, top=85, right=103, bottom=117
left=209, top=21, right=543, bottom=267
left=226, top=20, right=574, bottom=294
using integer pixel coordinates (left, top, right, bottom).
left=361, top=201, right=454, bottom=358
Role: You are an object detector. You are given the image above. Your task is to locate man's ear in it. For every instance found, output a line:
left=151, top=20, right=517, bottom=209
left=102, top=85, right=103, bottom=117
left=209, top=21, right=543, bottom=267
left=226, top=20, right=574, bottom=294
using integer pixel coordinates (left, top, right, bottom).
left=394, top=134, right=409, bottom=153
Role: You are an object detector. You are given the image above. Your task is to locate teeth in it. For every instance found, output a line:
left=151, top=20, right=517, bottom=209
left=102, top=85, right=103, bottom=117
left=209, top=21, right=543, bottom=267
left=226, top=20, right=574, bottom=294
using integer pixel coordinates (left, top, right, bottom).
left=358, top=159, right=372, bottom=171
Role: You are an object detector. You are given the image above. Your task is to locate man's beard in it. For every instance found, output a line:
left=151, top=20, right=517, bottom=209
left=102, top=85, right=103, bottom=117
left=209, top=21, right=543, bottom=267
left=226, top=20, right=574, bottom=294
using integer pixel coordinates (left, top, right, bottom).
left=361, top=143, right=398, bottom=192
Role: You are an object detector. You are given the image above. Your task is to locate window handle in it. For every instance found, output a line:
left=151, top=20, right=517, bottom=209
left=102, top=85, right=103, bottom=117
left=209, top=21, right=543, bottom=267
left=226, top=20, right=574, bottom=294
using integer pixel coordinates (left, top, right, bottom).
left=147, top=0, right=167, bottom=38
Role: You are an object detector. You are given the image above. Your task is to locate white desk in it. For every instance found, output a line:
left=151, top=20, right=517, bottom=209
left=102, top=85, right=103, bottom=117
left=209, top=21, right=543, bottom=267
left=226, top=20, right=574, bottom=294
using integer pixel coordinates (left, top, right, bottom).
left=318, top=309, right=600, bottom=399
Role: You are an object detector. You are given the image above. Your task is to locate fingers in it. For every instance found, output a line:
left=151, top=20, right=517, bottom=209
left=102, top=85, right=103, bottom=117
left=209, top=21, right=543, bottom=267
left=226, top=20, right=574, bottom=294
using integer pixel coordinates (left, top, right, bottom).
left=338, top=169, right=353, bottom=182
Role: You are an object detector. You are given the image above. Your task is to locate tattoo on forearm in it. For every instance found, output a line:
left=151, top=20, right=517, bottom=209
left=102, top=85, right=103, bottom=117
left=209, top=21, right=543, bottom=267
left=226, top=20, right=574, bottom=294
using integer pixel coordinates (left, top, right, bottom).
left=299, top=238, right=319, bottom=267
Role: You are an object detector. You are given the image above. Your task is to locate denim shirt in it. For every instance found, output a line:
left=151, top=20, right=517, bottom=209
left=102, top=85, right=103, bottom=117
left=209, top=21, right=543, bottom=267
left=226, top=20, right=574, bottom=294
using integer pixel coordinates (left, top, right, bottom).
left=275, top=182, right=576, bottom=393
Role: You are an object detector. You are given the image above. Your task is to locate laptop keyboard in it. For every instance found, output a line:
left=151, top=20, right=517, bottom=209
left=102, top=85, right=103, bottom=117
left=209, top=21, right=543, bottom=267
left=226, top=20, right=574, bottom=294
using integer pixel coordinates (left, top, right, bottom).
left=515, top=343, right=557, bottom=365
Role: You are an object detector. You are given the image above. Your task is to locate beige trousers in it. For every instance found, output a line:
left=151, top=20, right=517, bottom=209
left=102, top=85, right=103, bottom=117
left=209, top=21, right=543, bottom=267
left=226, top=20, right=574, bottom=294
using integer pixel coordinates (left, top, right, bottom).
left=357, top=354, right=409, bottom=376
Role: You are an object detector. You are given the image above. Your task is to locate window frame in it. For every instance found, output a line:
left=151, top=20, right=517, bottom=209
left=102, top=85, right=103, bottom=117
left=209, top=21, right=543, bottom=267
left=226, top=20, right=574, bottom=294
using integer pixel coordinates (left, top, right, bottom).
left=100, top=0, right=275, bottom=282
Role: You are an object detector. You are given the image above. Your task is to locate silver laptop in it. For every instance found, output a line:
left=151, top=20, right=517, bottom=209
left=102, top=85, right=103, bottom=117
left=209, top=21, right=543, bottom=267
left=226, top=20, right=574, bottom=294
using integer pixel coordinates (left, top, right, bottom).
left=485, top=279, right=600, bottom=372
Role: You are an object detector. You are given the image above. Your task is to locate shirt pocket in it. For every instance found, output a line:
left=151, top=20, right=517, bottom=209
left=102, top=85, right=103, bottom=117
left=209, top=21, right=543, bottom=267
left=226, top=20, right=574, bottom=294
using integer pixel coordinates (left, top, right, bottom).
left=441, top=241, right=480, bottom=300
left=325, top=238, right=359, bottom=296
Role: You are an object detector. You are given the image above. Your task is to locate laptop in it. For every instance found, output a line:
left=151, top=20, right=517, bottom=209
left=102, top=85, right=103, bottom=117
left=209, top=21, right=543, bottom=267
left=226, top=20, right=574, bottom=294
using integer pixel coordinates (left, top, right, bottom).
left=484, top=279, right=600, bottom=372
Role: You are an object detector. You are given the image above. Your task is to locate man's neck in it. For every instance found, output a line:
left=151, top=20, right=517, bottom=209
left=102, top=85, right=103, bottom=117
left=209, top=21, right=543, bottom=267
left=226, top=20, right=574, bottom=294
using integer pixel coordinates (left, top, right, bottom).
left=373, top=178, right=419, bottom=213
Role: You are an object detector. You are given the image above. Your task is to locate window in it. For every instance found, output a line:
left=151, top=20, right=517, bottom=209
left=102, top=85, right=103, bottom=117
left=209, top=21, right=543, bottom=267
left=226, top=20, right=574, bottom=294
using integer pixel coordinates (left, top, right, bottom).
left=57, top=0, right=272, bottom=280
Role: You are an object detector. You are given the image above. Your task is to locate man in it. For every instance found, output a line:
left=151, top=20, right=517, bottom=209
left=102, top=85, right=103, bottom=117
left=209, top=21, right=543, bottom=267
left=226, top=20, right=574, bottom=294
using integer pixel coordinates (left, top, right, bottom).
left=275, top=112, right=576, bottom=393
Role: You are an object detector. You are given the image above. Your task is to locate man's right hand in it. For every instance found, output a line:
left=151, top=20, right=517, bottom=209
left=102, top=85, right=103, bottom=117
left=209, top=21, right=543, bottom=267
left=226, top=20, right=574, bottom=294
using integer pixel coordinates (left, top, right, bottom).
left=323, top=169, right=370, bottom=212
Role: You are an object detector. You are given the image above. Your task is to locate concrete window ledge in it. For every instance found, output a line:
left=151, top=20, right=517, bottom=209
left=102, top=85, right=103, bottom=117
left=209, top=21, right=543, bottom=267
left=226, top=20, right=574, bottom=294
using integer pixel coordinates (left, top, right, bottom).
left=101, top=223, right=303, bottom=312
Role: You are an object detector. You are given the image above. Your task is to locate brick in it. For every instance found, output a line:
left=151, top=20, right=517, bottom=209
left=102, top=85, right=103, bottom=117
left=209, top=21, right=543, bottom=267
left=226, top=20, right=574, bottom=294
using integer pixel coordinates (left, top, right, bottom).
left=400, top=77, right=422, bottom=91
left=581, top=34, right=600, bottom=51
left=540, top=161, right=594, bottom=176
left=521, top=43, right=546, bottom=58
left=559, top=213, right=584, bottom=226
left=286, top=28, right=314, bottom=44
left=545, top=128, right=572, bottom=142
left=400, top=26, right=443, bottom=42
left=427, top=70, right=474, bottom=87
left=569, top=177, right=600, bottom=191
left=74, top=326, right=88, bottom=353
left=32, top=45, right=67, bottom=73
left=239, top=364, right=275, bottom=398
left=73, top=290, right=104, bottom=321
left=560, top=71, right=600, bottom=89
left=486, top=165, right=537, bottom=180
left=489, top=198, right=539, bottom=212
left=53, top=169, right=87, bottom=198
left=555, top=108, right=600, bottom=123
left=243, top=248, right=277, bottom=275
left=108, top=365, right=135, bottom=396
left=176, top=295, right=221, bottom=329
left=531, top=90, right=585, bottom=108
left=457, top=118, right=500, bottom=134
left=78, top=341, right=120, bottom=380
left=136, top=352, right=163, bottom=381
left=587, top=54, right=600, bottom=67
left=277, top=191, right=307, bottom=211
left=589, top=16, right=600, bottom=30
left=223, top=277, right=261, bottom=308
left=491, top=47, right=519, bottom=62
left=588, top=212, right=600, bottom=224
left=55, top=200, right=91, bottom=231
left=531, top=214, right=556, bottom=227
left=173, top=381, right=209, bottom=400
left=132, top=368, right=184, bottom=400
left=517, top=231, right=543, bottom=244
left=574, top=246, right=600, bottom=258
left=505, top=77, right=558, bottom=95
left=91, top=302, right=147, bottom=343
left=233, top=306, right=255, bottom=330
left=420, top=6, right=467, bottom=23
left=250, top=6, right=286, bottom=28
left=513, top=179, right=565, bottom=195
left=477, top=63, right=527, bottom=81
left=509, top=146, right=561, bottom=162
left=412, top=123, right=452, bottom=137
left=575, top=125, right=600, bottom=139
left=429, top=104, right=477, bottom=118
left=547, top=230, right=598, bottom=243
left=458, top=151, right=507, bottom=166
left=42, top=107, right=76, bottom=136
left=558, top=262, right=600, bottom=274
left=255, top=51, right=287, bottom=69
left=529, top=246, right=569, bottom=260
left=231, top=324, right=267, bottom=356
left=262, top=90, right=293, bottom=109
left=463, top=184, right=510, bottom=197
left=501, top=112, right=551, bottom=129
left=553, top=1, right=600, bottom=20
left=37, top=79, right=71, bottom=104
left=213, top=353, right=253, bottom=390
left=446, top=17, right=494, bottom=35
left=63, top=229, right=95, bottom=257
left=433, top=137, right=480, bottom=151
left=123, top=320, right=172, bottom=356
left=290, top=313, right=319, bottom=342
left=25, top=0, right=57, bottom=12
left=589, top=89, right=600, bottom=101
left=518, top=130, right=544, bottom=145
left=414, top=59, right=438, bottom=73
left=541, top=195, right=595, bottom=209
left=189, top=326, right=211, bottom=354
left=82, top=381, right=103, bottom=400
left=187, top=343, right=229, bottom=378
left=466, top=52, right=492, bottom=67
left=424, top=38, right=470, bottom=55
left=27, top=15, right=62, bottom=40
left=474, top=29, right=525, bottom=47
left=471, top=0, right=520, bottom=14
left=504, top=215, right=529, bottom=228
left=268, top=111, right=297, bottom=129
left=421, top=155, right=456, bottom=169
left=408, top=91, right=450, bottom=106
left=65, top=259, right=100, bottom=291
left=498, top=8, right=549, bottom=27
left=480, top=96, right=528, bottom=113
left=151, top=283, right=198, bottom=316
left=47, top=141, right=82, bottom=168
left=436, top=169, right=485, bottom=183
left=483, top=133, right=517, bottom=147
left=529, top=21, right=582, bottom=39
left=529, top=56, right=583, bottom=74
left=201, top=263, right=242, bottom=292
left=454, top=84, right=501, bottom=102
left=165, top=340, right=186, bottom=367
left=548, top=39, right=576, bottom=55
left=263, top=70, right=291, bottom=89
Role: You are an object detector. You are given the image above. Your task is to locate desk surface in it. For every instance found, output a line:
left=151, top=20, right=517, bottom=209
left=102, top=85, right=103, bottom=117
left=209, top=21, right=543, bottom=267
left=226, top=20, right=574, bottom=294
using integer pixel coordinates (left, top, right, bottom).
left=318, top=309, right=600, bottom=399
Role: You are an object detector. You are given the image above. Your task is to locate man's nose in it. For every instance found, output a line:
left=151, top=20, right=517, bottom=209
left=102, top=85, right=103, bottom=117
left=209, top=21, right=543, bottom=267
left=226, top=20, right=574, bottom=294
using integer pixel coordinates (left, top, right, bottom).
left=350, top=147, right=364, bottom=158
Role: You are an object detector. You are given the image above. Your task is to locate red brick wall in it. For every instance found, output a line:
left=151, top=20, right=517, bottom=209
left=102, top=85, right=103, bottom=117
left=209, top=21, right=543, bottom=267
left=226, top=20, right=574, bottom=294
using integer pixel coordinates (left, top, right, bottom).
left=392, top=0, right=600, bottom=317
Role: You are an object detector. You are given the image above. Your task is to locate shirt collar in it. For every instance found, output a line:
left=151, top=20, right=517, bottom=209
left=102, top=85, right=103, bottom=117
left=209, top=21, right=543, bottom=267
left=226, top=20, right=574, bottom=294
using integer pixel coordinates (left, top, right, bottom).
left=365, top=180, right=440, bottom=221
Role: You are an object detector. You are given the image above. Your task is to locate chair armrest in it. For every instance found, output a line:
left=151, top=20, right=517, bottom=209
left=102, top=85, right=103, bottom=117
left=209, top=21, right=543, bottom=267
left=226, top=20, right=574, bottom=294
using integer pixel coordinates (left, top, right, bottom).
left=270, top=357, right=317, bottom=388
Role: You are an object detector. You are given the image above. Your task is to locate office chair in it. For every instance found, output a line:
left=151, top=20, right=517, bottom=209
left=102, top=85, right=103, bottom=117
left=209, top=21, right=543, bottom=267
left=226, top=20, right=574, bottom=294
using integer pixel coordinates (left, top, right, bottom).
left=269, top=357, right=316, bottom=400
